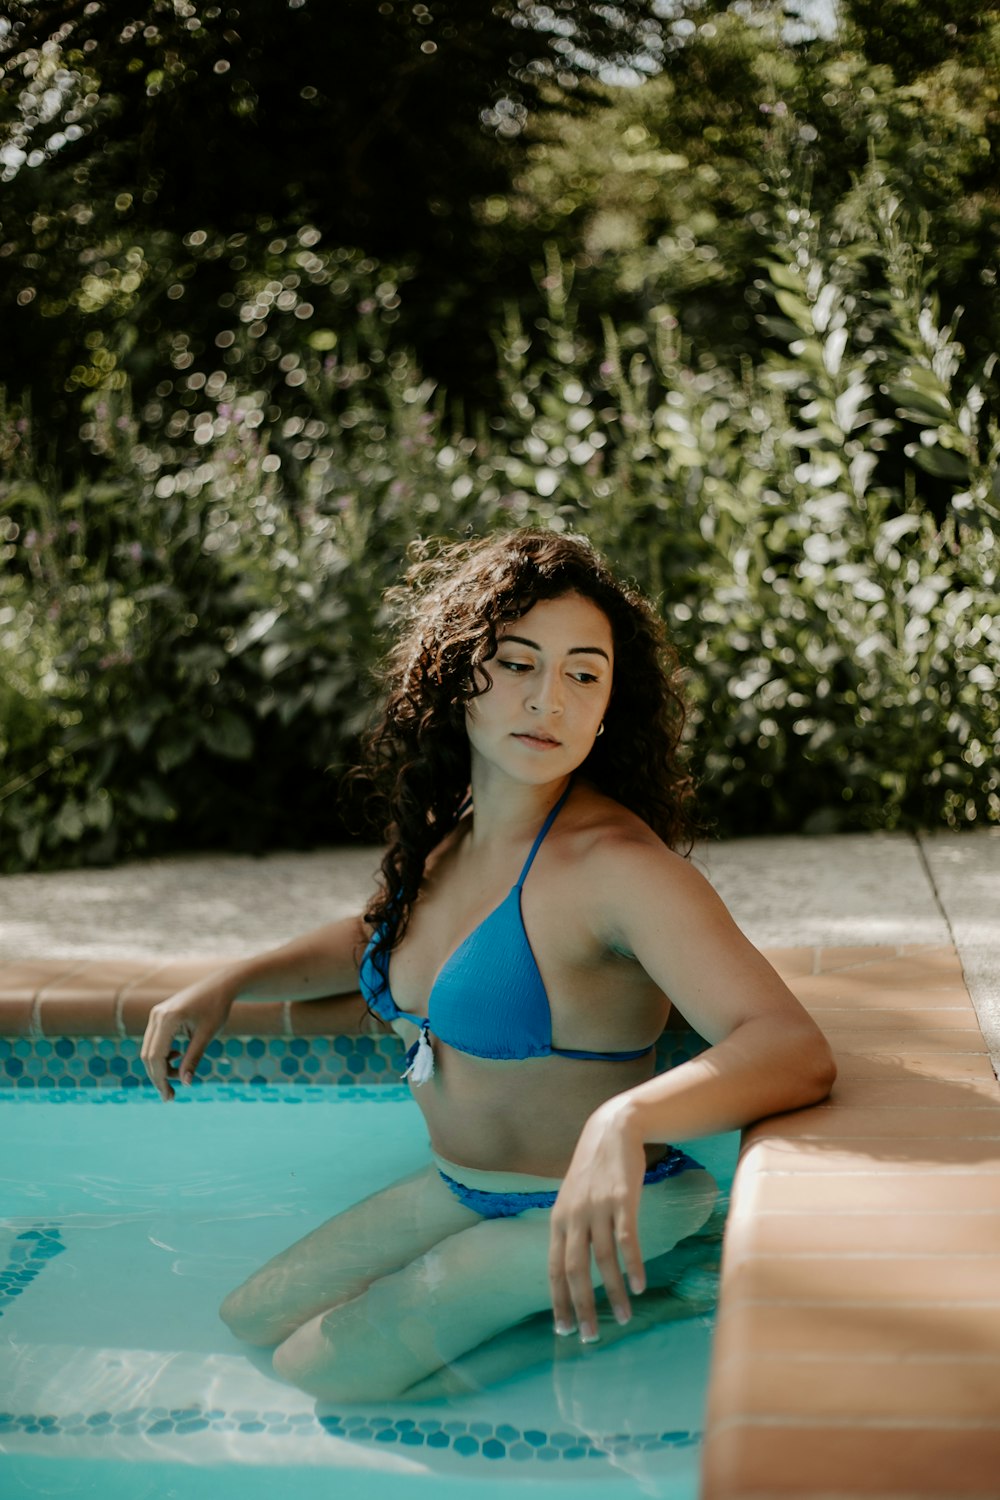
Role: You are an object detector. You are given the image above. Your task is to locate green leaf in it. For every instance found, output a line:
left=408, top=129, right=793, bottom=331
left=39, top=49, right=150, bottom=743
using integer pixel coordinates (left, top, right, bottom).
left=885, top=383, right=951, bottom=421
left=261, top=641, right=297, bottom=678
left=761, top=260, right=805, bottom=295
left=911, top=446, right=969, bottom=481
left=156, top=732, right=198, bottom=773
left=52, top=798, right=85, bottom=841
left=229, top=608, right=283, bottom=657
left=124, top=716, right=157, bottom=751
left=124, top=778, right=177, bottom=821
left=18, top=824, right=42, bottom=864
left=83, top=791, right=113, bottom=832
left=772, top=289, right=815, bottom=331
left=201, top=709, right=254, bottom=759
left=894, top=406, right=947, bottom=428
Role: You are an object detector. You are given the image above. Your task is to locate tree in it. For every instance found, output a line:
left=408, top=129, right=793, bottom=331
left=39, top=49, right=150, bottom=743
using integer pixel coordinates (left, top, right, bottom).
left=0, top=0, right=666, bottom=444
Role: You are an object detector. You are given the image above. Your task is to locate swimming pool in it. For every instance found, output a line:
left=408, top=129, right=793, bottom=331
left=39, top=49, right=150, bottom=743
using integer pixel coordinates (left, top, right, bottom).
left=1, top=1059, right=736, bottom=1498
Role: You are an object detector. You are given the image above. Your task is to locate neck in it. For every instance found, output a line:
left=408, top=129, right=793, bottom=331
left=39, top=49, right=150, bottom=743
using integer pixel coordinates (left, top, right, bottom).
left=464, top=763, right=572, bottom=850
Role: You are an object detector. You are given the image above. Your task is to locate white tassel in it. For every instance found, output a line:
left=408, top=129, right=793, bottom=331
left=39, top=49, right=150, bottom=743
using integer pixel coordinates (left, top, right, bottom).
left=401, top=1021, right=435, bottom=1085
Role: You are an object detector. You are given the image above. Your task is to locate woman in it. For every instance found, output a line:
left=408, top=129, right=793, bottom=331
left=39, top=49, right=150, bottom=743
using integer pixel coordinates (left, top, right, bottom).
left=141, top=528, right=835, bottom=1403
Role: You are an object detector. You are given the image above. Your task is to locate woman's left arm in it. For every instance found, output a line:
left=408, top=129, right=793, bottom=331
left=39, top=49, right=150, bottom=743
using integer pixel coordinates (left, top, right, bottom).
left=549, top=838, right=837, bottom=1341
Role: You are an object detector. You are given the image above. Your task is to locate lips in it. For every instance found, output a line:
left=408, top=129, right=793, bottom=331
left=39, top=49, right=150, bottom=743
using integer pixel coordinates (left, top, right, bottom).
left=514, top=731, right=561, bottom=747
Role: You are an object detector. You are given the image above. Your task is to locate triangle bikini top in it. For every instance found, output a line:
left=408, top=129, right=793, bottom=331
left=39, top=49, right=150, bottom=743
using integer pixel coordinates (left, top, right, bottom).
left=358, top=784, right=654, bottom=1076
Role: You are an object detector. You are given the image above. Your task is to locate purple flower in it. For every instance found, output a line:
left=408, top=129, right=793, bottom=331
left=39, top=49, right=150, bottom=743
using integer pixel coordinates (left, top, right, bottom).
left=128, top=541, right=143, bottom=563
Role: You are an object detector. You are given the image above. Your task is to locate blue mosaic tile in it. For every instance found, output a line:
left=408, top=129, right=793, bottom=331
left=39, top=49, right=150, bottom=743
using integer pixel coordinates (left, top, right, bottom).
left=0, top=1027, right=701, bottom=1091
left=0, top=1227, right=66, bottom=1318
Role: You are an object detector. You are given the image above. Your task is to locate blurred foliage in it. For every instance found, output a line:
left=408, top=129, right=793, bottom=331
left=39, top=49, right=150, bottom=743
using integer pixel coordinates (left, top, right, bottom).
left=3, top=2, right=1000, bottom=445
left=0, top=0, right=666, bottom=435
left=1, top=1, right=998, bottom=868
left=1, top=169, right=997, bottom=870
left=500, top=6, right=1000, bottom=383
left=841, top=0, right=1000, bottom=83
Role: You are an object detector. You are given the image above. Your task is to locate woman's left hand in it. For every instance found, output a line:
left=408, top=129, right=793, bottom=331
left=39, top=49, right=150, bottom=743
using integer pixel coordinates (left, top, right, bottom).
left=548, top=1097, right=647, bottom=1343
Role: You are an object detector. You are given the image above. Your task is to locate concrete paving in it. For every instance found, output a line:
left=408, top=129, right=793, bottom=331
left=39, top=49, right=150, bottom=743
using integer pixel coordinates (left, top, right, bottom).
left=0, top=828, right=996, bottom=1070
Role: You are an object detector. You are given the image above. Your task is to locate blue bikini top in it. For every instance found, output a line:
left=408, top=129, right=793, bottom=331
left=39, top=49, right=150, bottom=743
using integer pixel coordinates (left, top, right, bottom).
left=359, top=785, right=653, bottom=1068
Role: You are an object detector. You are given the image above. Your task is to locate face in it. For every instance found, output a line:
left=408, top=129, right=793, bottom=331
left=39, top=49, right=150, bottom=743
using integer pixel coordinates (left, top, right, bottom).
left=465, top=592, right=614, bottom=783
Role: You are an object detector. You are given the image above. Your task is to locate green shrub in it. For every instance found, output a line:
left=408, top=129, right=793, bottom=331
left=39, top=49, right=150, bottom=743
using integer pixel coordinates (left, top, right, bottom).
left=1, top=179, right=997, bottom=870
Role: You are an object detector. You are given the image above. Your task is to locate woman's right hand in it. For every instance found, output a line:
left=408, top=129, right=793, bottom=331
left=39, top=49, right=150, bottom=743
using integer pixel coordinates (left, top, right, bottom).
left=140, top=973, right=236, bottom=1101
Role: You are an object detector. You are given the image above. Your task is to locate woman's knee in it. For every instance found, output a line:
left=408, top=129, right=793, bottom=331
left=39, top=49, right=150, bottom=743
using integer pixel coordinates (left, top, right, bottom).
left=219, top=1280, right=287, bottom=1347
left=638, top=1168, right=718, bottom=1261
left=272, top=1310, right=411, bottom=1403
left=684, top=1169, right=719, bottom=1230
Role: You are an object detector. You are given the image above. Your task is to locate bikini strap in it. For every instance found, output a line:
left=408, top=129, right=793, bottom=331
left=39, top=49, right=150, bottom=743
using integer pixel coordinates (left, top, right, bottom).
left=515, top=782, right=573, bottom=889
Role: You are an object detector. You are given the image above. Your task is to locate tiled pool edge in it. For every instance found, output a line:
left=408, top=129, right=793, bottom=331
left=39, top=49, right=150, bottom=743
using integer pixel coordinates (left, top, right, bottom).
left=0, top=955, right=707, bottom=1085
left=702, top=944, right=1000, bottom=1500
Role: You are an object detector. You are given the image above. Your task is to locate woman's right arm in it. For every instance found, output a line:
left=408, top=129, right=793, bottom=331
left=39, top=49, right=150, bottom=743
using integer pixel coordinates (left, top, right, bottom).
left=140, top=912, right=373, bottom=1101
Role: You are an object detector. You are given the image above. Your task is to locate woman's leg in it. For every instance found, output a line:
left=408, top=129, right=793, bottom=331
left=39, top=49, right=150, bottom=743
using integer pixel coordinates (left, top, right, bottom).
left=407, top=1187, right=726, bottom=1399
left=219, top=1164, right=480, bottom=1347
left=272, top=1166, right=717, bottom=1402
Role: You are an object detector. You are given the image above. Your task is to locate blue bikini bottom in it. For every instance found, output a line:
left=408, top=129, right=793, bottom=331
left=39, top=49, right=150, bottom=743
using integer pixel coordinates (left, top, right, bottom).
left=435, top=1145, right=702, bottom=1221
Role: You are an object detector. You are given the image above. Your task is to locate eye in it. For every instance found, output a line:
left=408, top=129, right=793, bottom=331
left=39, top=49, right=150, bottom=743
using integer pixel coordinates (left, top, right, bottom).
left=498, top=659, right=532, bottom=673
left=572, top=670, right=600, bottom=684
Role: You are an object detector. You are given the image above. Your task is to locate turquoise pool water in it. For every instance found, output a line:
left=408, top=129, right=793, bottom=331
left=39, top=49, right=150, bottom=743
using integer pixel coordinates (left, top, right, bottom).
left=0, top=1084, right=736, bottom=1499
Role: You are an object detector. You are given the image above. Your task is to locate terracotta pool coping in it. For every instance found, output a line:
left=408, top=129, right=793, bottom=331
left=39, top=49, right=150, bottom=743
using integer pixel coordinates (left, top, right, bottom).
left=703, top=943, right=1000, bottom=1500
left=3, top=942, right=999, bottom=1497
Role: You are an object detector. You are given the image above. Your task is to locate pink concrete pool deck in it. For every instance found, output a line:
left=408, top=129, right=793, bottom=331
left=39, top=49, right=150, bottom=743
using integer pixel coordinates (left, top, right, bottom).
left=2, top=827, right=998, bottom=1498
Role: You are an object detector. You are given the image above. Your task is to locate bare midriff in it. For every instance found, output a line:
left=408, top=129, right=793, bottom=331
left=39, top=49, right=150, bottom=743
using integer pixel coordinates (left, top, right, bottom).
left=391, top=1020, right=666, bottom=1177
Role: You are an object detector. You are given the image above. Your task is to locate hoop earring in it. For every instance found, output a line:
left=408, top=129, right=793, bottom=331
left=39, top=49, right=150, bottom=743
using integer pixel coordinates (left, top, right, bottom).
left=596, top=722, right=605, bottom=738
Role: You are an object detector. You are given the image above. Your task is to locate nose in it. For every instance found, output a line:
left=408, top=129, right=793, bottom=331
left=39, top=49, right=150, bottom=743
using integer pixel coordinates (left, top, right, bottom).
left=527, top=669, right=564, bottom=715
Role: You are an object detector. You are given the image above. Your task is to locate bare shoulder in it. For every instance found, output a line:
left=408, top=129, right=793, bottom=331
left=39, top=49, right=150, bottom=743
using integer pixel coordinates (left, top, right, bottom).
left=556, top=784, right=707, bottom=928
left=555, top=785, right=803, bottom=1042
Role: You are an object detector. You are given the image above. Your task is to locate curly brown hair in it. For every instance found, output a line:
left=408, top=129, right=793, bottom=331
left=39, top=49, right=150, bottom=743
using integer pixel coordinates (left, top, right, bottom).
left=356, top=527, right=696, bottom=966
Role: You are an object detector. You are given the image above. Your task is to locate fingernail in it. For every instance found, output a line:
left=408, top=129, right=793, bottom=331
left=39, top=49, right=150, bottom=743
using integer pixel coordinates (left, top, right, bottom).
left=554, top=1320, right=576, bottom=1337
left=613, top=1304, right=631, bottom=1326
left=629, top=1274, right=646, bottom=1295
left=579, top=1324, right=599, bottom=1344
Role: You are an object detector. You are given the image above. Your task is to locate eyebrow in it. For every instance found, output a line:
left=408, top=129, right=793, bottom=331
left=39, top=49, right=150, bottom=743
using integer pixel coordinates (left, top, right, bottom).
left=499, top=633, right=611, bottom=664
